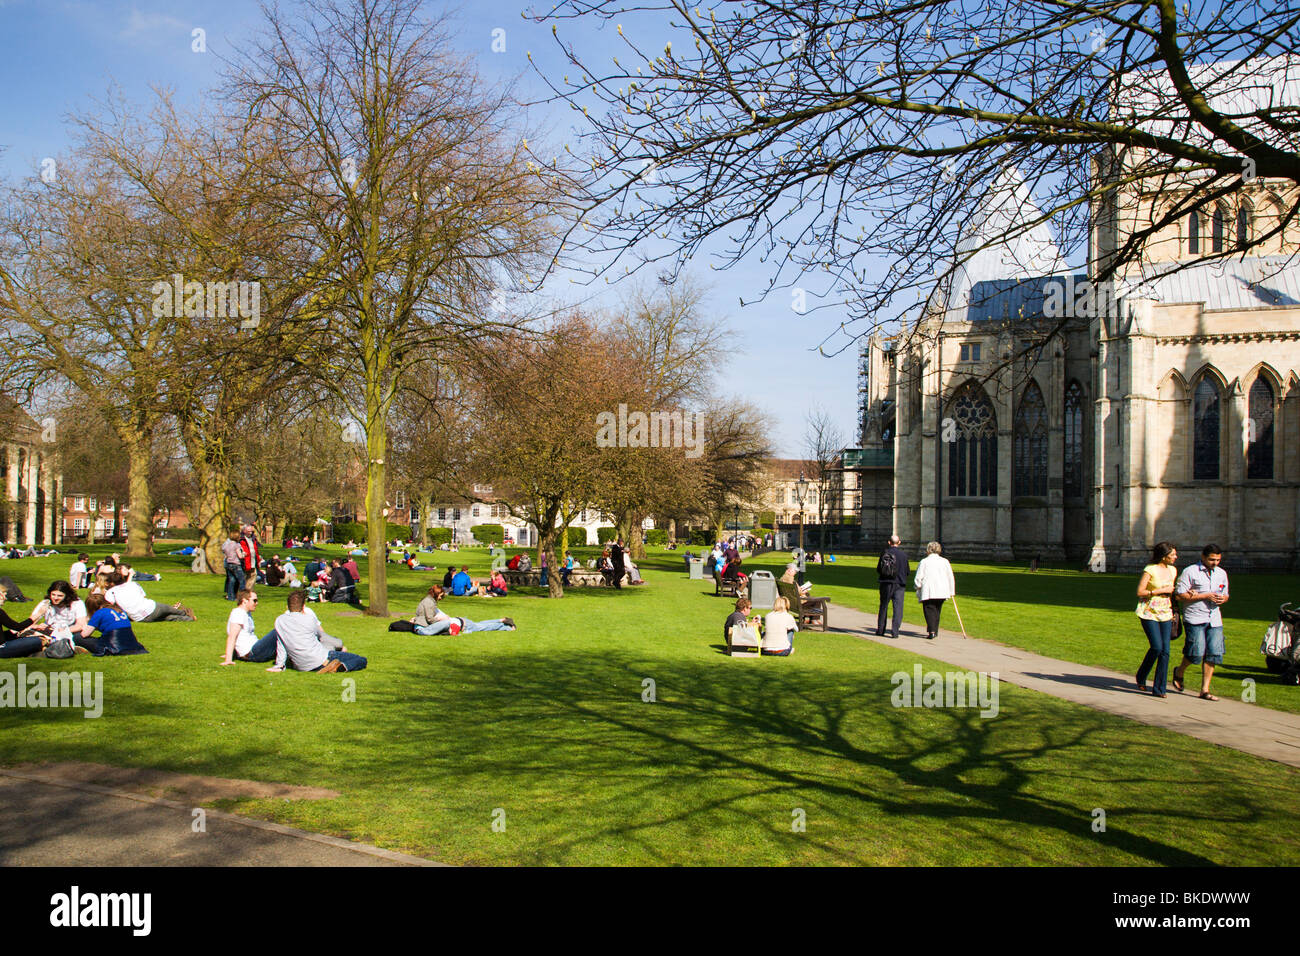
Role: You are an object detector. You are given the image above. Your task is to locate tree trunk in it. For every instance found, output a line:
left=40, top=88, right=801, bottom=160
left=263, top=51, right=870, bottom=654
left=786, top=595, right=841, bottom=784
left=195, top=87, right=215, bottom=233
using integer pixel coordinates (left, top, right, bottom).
left=364, top=426, right=388, bottom=615
left=86, top=509, right=97, bottom=546
left=667, top=517, right=676, bottom=545
left=271, top=517, right=285, bottom=544
left=124, top=439, right=154, bottom=557
left=190, top=454, right=233, bottom=574
left=542, top=527, right=563, bottom=598
left=629, top=515, right=645, bottom=560
left=113, top=500, right=123, bottom=544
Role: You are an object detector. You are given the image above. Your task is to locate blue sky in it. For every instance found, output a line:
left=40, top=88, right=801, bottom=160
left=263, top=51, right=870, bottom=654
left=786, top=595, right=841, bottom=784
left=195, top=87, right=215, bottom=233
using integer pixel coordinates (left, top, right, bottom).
left=0, top=0, right=861, bottom=456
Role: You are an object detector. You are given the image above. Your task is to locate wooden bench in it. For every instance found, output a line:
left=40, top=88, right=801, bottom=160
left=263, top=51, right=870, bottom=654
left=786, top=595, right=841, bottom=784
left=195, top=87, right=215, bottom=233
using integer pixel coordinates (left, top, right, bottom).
left=714, top=569, right=746, bottom=599
left=778, top=580, right=828, bottom=631
left=504, top=568, right=627, bottom=588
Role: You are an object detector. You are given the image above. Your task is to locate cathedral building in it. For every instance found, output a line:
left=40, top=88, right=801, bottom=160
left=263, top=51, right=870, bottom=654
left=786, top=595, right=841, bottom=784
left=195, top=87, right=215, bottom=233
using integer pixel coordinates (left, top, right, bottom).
left=859, top=70, right=1300, bottom=572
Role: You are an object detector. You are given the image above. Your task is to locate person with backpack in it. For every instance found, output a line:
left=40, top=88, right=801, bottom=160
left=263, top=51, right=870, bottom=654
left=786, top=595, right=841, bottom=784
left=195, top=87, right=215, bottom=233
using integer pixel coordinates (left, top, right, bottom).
left=876, top=535, right=910, bottom=639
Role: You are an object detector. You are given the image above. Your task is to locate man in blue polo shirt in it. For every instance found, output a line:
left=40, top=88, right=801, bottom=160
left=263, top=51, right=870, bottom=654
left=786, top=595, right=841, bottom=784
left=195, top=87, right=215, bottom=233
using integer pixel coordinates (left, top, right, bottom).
left=1173, top=543, right=1229, bottom=701
left=451, top=565, right=476, bottom=596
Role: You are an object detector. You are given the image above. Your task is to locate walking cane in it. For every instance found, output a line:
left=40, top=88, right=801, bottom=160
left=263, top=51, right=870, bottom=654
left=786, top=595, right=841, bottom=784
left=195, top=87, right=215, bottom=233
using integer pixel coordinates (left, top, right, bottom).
left=950, top=595, right=969, bottom=639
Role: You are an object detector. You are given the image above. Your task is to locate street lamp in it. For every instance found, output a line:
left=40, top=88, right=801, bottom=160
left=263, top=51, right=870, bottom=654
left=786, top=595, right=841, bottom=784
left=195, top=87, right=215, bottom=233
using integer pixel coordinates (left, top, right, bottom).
left=795, top=472, right=809, bottom=578
left=733, top=504, right=739, bottom=537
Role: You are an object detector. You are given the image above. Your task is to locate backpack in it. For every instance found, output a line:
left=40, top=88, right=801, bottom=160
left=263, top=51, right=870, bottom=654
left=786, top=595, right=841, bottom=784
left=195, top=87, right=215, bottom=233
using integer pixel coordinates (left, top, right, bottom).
left=388, top=620, right=417, bottom=633
left=878, top=550, right=898, bottom=580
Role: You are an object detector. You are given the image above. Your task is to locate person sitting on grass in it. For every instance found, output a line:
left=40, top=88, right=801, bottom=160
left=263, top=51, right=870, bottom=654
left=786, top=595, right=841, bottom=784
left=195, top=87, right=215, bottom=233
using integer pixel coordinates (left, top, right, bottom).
left=451, top=565, right=479, bottom=597
left=324, top=559, right=359, bottom=604
left=69, top=552, right=90, bottom=589
left=723, top=596, right=760, bottom=644
left=220, top=588, right=279, bottom=665
left=343, top=556, right=361, bottom=582
left=78, top=592, right=148, bottom=656
left=105, top=567, right=196, bottom=623
left=410, top=585, right=515, bottom=635
left=263, top=555, right=286, bottom=587
left=761, top=596, right=799, bottom=657
left=266, top=590, right=367, bottom=673
left=485, top=569, right=508, bottom=597
left=441, top=566, right=455, bottom=588
left=25, top=581, right=97, bottom=656
left=0, top=583, right=39, bottom=658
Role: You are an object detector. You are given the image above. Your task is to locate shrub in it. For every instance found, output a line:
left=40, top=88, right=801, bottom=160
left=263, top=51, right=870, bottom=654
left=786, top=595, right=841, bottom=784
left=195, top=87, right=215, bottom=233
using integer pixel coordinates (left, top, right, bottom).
left=688, top=528, right=713, bottom=546
left=596, top=526, right=618, bottom=544
left=331, top=521, right=365, bottom=543
left=471, top=523, right=504, bottom=546
left=758, top=511, right=776, bottom=528
left=427, top=527, right=452, bottom=547
left=565, top=526, right=588, bottom=547
left=645, top=529, right=668, bottom=546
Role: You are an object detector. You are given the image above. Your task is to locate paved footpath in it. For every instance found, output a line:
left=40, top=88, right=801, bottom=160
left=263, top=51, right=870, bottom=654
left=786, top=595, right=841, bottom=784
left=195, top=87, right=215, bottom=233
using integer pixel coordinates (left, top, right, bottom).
left=0, top=767, right=443, bottom=866
left=826, top=601, right=1300, bottom=769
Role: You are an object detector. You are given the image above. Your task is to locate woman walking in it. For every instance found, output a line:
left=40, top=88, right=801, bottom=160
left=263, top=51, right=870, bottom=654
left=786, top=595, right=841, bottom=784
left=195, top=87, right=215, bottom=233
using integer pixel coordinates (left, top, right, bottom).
left=1135, top=542, right=1178, bottom=698
left=913, top=541, right=955, bottom=639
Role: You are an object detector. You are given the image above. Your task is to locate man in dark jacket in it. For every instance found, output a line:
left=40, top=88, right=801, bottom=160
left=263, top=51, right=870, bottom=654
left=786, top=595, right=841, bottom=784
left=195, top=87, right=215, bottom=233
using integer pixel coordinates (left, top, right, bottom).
left=609, top=540, right=626, bottom=589
left=876, top=535, right=910, bottom=639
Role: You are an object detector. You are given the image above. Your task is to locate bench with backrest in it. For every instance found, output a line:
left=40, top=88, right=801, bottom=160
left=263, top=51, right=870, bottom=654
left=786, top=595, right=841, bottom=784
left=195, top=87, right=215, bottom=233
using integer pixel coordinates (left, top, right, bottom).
left=714, top=568, right=745, bottom=599
left=777, top=580, right=828, bottom=631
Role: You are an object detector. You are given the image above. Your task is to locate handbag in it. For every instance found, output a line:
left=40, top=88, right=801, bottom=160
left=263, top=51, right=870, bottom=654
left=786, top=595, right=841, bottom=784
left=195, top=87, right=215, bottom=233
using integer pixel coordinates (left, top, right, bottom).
left=1171, top=602, right=1182, bottom=640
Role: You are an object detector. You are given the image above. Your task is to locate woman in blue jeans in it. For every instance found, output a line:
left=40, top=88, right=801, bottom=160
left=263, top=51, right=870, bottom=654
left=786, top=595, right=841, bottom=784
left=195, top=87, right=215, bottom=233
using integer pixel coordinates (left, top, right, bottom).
left=411, top=585, right=515, bottom=635
left=1135, top=542, right=1178, bottom=698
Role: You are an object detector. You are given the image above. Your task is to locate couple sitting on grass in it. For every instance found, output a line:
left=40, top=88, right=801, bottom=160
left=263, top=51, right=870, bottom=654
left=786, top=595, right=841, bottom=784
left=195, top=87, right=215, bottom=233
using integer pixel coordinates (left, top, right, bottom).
left=222, top=587, right=367, bottom=672
left=406, top=584, right=515, bottom=635
left=724, top=595, right=798, bottom=656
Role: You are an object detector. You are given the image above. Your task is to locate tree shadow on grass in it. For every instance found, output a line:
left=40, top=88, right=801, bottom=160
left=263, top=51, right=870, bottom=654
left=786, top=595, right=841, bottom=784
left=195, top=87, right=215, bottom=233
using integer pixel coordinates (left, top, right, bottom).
left=342, top=651, right=1255, bottom=865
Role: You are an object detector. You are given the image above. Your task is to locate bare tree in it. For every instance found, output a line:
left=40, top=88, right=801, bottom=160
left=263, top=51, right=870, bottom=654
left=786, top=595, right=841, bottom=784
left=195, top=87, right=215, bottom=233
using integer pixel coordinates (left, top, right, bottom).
left=535, top=1, right=1300, bottom=360
left=224, top=0, right=567, bottom=614
left=804, top=405, right=847, bottom=552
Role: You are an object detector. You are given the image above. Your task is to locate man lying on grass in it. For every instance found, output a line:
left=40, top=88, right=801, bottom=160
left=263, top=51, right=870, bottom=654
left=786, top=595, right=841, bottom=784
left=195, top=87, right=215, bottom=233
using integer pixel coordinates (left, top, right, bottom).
left=266, top=589, right=367, bottom=673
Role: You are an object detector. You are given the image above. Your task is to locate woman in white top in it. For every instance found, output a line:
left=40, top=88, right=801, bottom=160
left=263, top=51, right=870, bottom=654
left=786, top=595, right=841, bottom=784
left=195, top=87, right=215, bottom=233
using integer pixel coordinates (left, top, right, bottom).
left=762, top=596, right=798, bottom=656
left=913, top=541, right=956, bottom=640
left=30, top=580, right=95, bottom=654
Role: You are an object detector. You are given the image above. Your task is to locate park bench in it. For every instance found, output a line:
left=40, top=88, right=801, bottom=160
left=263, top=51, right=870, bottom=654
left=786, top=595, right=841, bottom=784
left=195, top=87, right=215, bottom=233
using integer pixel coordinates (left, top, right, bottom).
left=777, top=580, right=828, bottom=631
left=714, top=569, right=746, bottom=599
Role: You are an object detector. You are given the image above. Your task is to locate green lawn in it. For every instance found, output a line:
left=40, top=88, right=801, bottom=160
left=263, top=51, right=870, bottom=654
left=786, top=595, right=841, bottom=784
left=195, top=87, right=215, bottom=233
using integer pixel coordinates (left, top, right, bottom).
left=0, top=544, right=1297, bottom=865
left=745, top=551, right=1300, bottom=716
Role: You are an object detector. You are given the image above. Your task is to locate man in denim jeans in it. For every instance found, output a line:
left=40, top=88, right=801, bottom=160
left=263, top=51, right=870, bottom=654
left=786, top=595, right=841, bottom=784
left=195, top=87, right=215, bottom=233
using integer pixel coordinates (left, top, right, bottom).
left=1173, top=544, right=1229, bottom=701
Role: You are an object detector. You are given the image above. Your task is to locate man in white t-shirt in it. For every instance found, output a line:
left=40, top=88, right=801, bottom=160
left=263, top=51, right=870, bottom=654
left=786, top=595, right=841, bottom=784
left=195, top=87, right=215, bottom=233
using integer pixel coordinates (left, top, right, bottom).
left=68, top=553, right=90, bottom=589
left=105, top=570, right=196, bottom=623
left=221, top=589, right=279, bottom=664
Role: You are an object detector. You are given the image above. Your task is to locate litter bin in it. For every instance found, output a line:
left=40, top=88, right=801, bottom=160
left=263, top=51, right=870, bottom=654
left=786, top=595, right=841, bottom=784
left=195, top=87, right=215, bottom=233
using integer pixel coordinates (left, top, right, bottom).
left=688, top=556, right=705, bottom=580
left=749, top=570, right=777, bottom=609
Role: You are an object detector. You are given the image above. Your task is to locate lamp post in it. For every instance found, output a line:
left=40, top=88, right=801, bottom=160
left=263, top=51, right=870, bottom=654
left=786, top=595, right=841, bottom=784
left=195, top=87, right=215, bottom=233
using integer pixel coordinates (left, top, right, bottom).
left=795, top=472, right=809, bottom=582
left=733, top=504, right=740, bottom=539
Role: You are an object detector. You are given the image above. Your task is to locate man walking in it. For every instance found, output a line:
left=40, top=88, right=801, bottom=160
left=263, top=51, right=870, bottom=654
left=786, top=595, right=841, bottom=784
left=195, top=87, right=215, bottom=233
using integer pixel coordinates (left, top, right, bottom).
left=239, top=524, right=261, bottom=587
left=1172, top=543, right=1229, bottom=700
left=876, top=534, right=910, bottom=639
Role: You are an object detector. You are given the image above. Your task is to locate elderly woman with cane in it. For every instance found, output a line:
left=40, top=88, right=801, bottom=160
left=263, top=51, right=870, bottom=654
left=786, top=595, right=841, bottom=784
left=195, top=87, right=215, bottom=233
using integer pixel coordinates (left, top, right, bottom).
left=913, top=541, right=957, bottom=640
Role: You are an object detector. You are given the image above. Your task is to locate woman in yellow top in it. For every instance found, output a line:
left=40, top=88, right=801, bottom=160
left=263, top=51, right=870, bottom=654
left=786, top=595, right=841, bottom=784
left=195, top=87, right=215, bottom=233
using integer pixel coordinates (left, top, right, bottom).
left=1135, top=542, right=1178, bottom=698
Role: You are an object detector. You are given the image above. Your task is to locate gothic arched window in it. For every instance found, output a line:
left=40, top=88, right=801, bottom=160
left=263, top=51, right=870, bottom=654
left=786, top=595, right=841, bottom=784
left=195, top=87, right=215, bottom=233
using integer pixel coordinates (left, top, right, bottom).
left=1212, top=206, right=1226, bottom=252
left=1193, top=377, right=1221, bottom=480
left=1064, top=381, right=1084, bottom=498
left=1247, top=376, right=1275, bottom=479
left=1188, top=211, right=1200, bottom=254
left=947, top=382, right=998, bottom=497
left=1237, top=205, right=1250, bottom=250
left=1014, top=382, right=1048, bottom=497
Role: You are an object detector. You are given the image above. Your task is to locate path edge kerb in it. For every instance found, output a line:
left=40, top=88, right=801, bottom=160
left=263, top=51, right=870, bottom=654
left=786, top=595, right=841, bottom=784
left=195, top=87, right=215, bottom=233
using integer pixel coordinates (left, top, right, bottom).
left=0, top=766, right=446, bottom=867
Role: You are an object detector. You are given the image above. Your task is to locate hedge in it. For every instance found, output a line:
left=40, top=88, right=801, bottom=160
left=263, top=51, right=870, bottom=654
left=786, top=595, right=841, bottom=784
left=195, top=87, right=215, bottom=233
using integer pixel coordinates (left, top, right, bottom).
left=427, top=527, right=452, bottom=546
left=758, top=511, right=776, bottom=528
left=566, top=526, right=588, bottom=547
left=470, top=523, right=505, bottom=545
left=596, top=527, right=618, bottom=544
left=688, top=528, right=713, bottom=546
left=331, top=520, right=412, bottom=543
left=645, top=529, right=668, bottom=546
